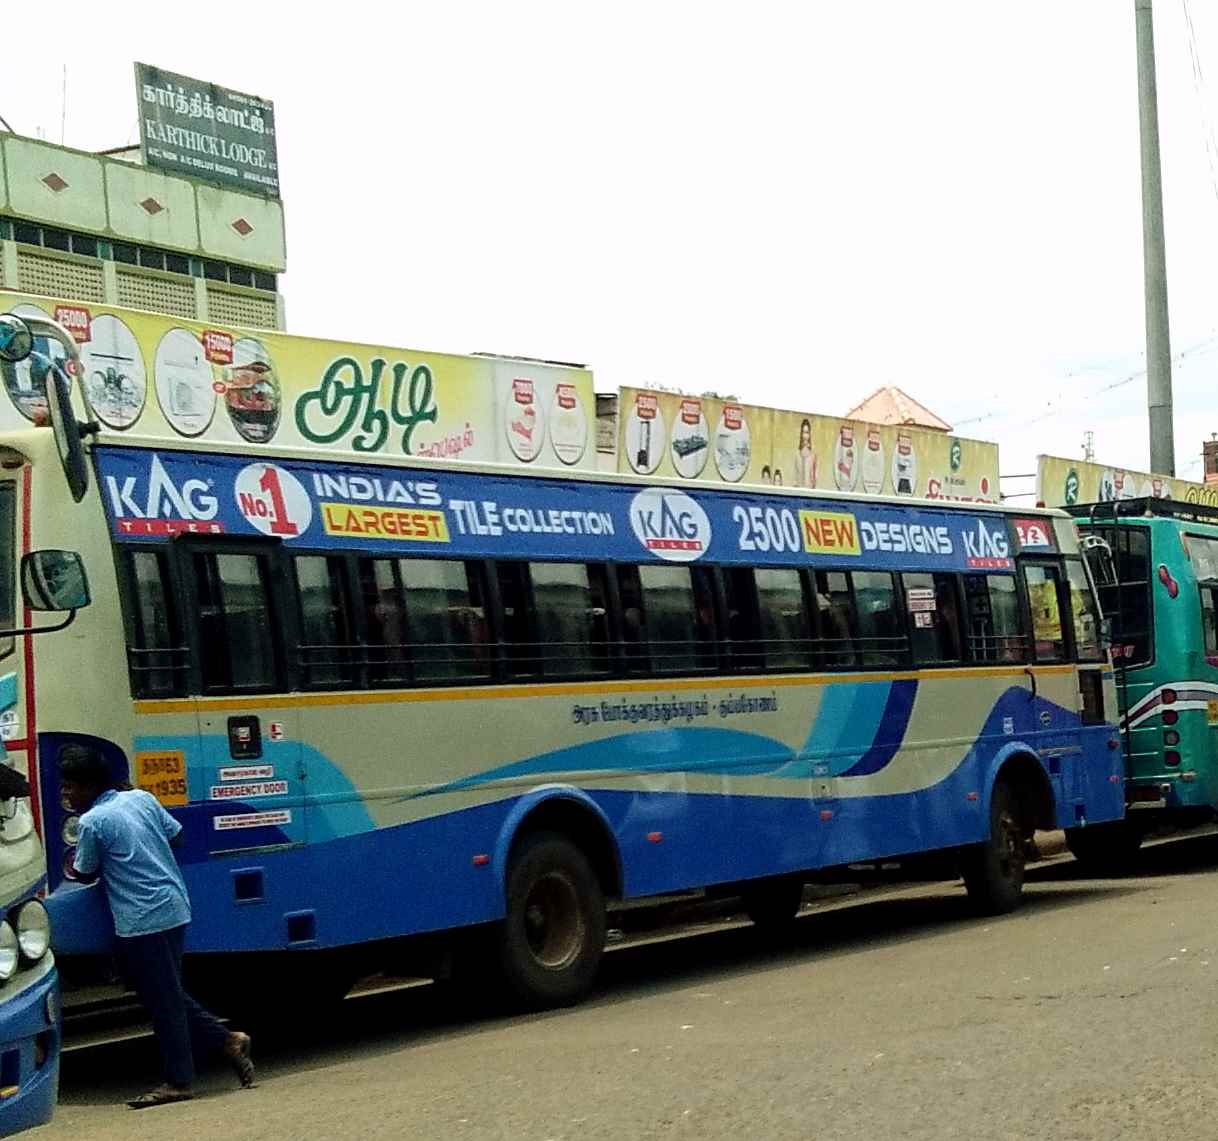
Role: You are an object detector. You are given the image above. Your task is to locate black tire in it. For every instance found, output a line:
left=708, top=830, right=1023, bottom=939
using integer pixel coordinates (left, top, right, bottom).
left=740, top=877, right=804, bottom=930
left=495, top=831, right=606, bottom=1009
left=962, top=780, right=1027, bottom=915
left=1064, top=820, right=1144, bottom=871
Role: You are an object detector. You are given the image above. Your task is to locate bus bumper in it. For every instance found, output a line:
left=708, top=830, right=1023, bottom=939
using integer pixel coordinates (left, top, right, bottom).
left=0, top=957, right=60, bottom=1136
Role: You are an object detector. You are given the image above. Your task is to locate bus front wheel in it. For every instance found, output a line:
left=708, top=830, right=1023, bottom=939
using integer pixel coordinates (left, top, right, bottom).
left=496, top=831, right=606, bottom=1009
left=1064, top=820, right=1144, bottom=871
left=962, top=780, right=1026, bottom=914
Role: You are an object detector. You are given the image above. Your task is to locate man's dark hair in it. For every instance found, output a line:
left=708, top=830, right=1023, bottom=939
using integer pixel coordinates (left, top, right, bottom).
left=59, top=743, right=117, bottom=791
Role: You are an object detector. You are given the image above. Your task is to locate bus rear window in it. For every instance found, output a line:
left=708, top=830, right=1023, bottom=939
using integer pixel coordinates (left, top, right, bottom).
left=1088, top=526, right=1151, bottom=666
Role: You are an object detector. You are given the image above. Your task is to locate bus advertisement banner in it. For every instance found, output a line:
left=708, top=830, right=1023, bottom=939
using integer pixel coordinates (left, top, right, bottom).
left=1037, top=454, right=1218, bottom=508
left=98, top=445, right=1018, bottom=573
left=616, top=386, right=1000, bottom=503
left=0, top=290, right=596, bottom=472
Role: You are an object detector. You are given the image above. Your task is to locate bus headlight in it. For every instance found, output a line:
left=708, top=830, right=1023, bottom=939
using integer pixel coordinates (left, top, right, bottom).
left=0, top=922, right=18, bottom=981
left=14, top=901, right=49, bottom=962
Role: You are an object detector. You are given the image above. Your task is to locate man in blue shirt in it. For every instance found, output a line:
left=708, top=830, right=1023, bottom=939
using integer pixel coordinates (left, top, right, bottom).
left=61, top=743, right=255, bottom=1108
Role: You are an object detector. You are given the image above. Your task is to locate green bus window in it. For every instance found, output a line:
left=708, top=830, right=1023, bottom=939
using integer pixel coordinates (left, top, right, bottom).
left=1065, top=560, right=1104, bottom=662
left=399, top=559, right=489, bottom=682
left=1093, top=526, right=1151, bottom=666
left=756, top=568, right=812, bottom=671
left=528, top=562, right=610, bottom=678
left=0, top=484, right=15, bottom=660
left=1023, top=564, right=1066, bottom=662
left=194, top=552, right=278, bottom=691
left=963, top=574, right=1026, bottom=663
left=814, top=571, right=856, bottom=668
left=637, top=564, right=715, bottom=675
left=902, top=572, right=962, bottom=664
left=295, top=555, right=354, bottom=688
left=360, top=559, right=411, bottom=684
left=852, top=571, right=905, bottom=667
left=1202, top=588, right=1218, bottom=660
left=128, top=550, right=185, bottom=696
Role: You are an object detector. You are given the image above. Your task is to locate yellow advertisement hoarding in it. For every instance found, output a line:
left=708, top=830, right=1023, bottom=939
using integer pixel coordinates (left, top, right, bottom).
left=0, top=291, right=597, bottom=470
left=616, top=387, right=999, bottom=502
left=1036, top=454, right=1218, bottom=508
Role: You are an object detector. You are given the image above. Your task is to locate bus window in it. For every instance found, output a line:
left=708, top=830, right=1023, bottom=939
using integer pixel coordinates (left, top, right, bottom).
left=1022, top=563, right=1066, bottom=662
left=360, top=559, right=411, bottom=684
left=127, top=550, right=186, bottom=696
left=636, top=564, right=716, bottom=675
left=853, top=571, right=905, bottom=667
left=814, top=571, right=856, bottom=668
left=756, top=568, right=812, bottom=671
left=962, top=574, right=1026, bottom=663
left=495, top=561, right=538, bottom=678
left=193, top=552, right=279, bottom=691
left=529, top=562, right=610, bottom=678
left=0, top=484, right=13, bottom=660
left=399, top=559, right=490, bottom=682
left=1202, top=588, right=1218, bottom=660
left=1093, top=526, right=1152, bottom=666
left=722, top=567, right=763, bottom=671
left=295, top=555, right=354, bottom=688
left=1065, top=560, right=1104, bottom=662
left=902, top=572, right=962, bottom=664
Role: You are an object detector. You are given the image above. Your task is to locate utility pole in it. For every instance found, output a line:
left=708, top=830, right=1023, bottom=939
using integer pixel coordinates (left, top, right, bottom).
left=1083, top=430, right=1095, bottom=461
left=1136, top=0, right=1175, bottom=474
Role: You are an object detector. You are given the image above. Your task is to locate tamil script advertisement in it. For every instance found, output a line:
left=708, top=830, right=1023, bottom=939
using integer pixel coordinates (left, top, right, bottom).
left=0, top=290, right=596, bottom=473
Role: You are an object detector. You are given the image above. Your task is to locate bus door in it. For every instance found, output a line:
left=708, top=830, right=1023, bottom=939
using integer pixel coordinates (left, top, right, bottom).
left=178, top=540, right=307, bottom=854
left=0, top=468, right=34, bottom=823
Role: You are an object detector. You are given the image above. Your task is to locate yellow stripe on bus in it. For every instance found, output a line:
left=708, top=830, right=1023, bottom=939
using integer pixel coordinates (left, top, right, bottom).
left=133, top=664, right=1079, bottom=716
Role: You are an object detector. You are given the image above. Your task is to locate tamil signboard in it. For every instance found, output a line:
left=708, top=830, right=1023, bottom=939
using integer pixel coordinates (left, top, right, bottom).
left=0, top=291, right=595, bottom=471
left=1036, top=455, right=1218, bottom=508
left=136, top=63, right=279, bottom=198
left=616, top=387, right=1000, bottom=503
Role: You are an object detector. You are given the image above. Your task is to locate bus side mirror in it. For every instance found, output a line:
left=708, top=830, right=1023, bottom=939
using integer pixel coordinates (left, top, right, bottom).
left=21, top=550, right=90, bottom=612
left=0, top=315, right=33, bottom=364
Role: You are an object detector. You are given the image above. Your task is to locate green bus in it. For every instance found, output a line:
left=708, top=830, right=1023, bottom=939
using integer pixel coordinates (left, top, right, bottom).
left=1072, top=498, right=1218, bottom=862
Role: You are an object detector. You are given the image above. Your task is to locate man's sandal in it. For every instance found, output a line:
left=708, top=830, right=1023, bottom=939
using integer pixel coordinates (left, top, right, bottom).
left=226, top=1031, right=255, bottom=1089
left=127, top=1085, right=194, bottom=1109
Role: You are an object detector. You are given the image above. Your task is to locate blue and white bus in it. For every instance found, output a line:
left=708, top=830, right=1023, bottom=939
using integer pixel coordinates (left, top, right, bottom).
left=30, top=435, right=1126, bottom=1009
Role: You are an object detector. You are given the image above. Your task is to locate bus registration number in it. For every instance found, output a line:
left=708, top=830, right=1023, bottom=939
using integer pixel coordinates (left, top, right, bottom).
left=134, top=751, right=188, bottom=807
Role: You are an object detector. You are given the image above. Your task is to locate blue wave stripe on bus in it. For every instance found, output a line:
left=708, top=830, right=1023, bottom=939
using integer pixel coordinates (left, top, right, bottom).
left=841, top=680, right=919, bottom=777
left=799, top=681, right=892, bottom=776
left=404, top=728, right=797, bottom=800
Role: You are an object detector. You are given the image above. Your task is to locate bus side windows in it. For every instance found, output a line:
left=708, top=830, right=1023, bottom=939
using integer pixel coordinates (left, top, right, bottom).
left=814, top=571, right=856, bottom=668
left=193, top=552, right=280, bottom=692
left=630, top=564, right=716, bottom=676
left=902, top=572, right=963, bottom=665
left=127, top=549, right=187, bottom=697
left=1201, top=587, right=1218, bottom=661
left=755, top=568, right=813, bottom=671
left=1064, top=560, right=1104, bottom=662
left=1022, top=563, right=1066, bottom=663
left=360, top=558, right=412, bottom=684
left=962, top=574, right=1026, bottom=663
left=852, top=571, right=905, bottom=667
left=294, top=555, right=355, bottom=688
left=528, top=562, right=612, bottom=679
left=398, top=559, right=490, bottom=682
left=722, top=567, right=763, bottom=671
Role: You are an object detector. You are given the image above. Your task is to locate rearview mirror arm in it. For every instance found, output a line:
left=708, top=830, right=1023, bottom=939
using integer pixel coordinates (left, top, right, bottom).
left=0, top=610, right=78, bottom=638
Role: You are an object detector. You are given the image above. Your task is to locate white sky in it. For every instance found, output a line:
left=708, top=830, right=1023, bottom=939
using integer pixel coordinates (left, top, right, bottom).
left=4, top=1, right=1218, bottom=491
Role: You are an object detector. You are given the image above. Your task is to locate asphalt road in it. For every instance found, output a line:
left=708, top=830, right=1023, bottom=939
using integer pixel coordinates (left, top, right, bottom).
left=39, top=836, right=1218, bottom=1140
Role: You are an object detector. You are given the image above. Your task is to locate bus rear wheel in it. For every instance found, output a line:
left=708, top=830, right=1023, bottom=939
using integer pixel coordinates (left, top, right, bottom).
left=1064, top=820, right=1144, bottom=871
left=496, top=831, right=606, bottom=1009
left=962, top=780, right=1026, bottom=914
